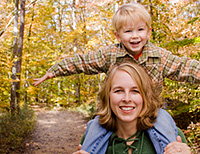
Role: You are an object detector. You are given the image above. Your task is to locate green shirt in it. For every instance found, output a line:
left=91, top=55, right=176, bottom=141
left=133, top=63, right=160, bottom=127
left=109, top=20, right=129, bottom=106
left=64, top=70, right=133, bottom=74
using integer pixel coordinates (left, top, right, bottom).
left=80, top=128, right=187, bottom=154
left=49, top=41, right=200, bottom=93
left=105, top=128, right=186, bottom=154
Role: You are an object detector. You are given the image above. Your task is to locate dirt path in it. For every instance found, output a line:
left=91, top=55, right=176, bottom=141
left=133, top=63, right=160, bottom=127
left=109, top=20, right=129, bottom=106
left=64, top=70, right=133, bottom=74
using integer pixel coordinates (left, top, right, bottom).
left=24, top=107, right=87, bottom=154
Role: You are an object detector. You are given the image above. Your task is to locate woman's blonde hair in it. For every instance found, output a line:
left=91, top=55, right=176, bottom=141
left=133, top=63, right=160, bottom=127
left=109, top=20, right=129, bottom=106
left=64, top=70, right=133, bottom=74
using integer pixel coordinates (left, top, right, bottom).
left=97, top=62, right=162, bottom=132
left=112, top=3, right=151, bottom=32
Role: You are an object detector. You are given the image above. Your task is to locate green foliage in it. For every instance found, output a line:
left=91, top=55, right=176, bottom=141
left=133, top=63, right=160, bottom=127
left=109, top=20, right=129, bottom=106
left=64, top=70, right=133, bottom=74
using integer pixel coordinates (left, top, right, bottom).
left=0, top=0, right=199, bottom=152
left=163, top=78, right=199, bottom=153
left=187, top=17, right=199, bottom=25
left=71, top=99, right=97, bottom=119
left=163, top=38, right=194, bottom=51
left=185, top=122, right=200, bottom=154
left=163, top=79, right=199, bottom=126
left=0, top=104, right=36, bottom=153
left=194, top=37, right=200, bottom=44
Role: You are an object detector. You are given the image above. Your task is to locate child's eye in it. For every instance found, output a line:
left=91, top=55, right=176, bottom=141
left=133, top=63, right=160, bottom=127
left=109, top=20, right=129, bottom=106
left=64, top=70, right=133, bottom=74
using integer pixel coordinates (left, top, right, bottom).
left=125, top=30, right=131, bottom=33
left=138, top=28, right=144, bottom=31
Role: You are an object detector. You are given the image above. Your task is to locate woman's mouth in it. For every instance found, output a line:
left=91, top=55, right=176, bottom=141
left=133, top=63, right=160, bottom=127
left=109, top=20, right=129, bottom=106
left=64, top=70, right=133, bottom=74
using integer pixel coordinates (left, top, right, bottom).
left=120, top=106, right=135, bottom=111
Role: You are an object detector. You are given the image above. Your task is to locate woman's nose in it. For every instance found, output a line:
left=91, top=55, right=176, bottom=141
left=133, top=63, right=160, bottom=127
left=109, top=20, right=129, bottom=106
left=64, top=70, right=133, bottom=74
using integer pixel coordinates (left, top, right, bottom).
left=122, top=93, right=132, bottom=103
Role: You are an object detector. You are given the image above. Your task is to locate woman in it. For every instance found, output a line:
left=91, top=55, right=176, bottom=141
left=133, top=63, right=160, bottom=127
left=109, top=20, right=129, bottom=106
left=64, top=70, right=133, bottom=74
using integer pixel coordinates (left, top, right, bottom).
left=74, top=62, right=191, bottom=154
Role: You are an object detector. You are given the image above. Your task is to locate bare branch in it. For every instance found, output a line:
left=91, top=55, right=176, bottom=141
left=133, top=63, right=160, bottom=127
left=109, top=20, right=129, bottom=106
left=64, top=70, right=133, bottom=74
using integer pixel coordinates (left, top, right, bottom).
left=0, top=0, right=38, bottom=37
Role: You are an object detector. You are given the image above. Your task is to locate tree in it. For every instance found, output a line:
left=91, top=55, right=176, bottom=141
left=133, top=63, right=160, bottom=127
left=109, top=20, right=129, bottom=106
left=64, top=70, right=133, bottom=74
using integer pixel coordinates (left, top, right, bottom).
left=1, top=0, right=199, bottom=128
left=10, top=0, right=19, bottom=114
left=10, top=0, right=26, bottom=114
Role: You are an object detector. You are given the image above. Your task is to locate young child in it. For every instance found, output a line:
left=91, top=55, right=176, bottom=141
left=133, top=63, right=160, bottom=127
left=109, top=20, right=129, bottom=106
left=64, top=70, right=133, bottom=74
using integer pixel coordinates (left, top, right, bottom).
left=33, top=3, right=200, bottom=94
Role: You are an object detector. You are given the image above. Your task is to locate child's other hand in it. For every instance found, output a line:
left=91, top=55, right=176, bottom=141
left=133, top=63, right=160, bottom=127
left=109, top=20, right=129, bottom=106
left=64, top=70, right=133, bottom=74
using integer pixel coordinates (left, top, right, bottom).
left=78, top=144, right=82, bottom=150
left=33, top=72, right=54, bottom=86
left=72, top=150, right=89, bottom=154
left=164, top=136, right=191, bottom=154
left=72, top=144, right=88, bottom=154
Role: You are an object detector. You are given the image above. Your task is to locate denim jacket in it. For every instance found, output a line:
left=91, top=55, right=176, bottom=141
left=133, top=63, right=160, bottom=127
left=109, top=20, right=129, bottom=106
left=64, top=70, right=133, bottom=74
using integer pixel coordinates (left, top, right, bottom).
left=81, top=109, right=178, bottom=154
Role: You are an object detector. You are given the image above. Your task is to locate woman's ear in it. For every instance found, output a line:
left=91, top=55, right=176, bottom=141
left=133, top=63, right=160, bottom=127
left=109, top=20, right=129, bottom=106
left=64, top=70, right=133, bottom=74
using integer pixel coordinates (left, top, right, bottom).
left=114, top=31, right=121, bottom=42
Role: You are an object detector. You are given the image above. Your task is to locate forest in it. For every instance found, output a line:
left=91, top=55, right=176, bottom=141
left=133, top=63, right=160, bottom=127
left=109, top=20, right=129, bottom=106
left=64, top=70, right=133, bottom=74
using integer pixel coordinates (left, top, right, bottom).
left=0, top=0, right=199, bottom=153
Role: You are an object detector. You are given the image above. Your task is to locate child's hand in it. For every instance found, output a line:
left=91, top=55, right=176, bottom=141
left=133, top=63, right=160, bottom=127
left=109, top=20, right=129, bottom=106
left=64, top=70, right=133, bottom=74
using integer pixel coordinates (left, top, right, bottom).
left=33, top=72, right=54, bottom=86
left=77, top=144, right=82, bottom=150
left=164, top=136, right=191, bottom=154
left=72, top=150, right=89, bottom=154
left=72, top=144, right=88, bottom=154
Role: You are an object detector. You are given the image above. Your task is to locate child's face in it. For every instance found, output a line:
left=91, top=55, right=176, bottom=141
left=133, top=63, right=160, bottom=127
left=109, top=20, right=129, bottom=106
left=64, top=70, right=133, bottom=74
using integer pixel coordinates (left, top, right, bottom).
left=114, top=19, right=151, bottom=55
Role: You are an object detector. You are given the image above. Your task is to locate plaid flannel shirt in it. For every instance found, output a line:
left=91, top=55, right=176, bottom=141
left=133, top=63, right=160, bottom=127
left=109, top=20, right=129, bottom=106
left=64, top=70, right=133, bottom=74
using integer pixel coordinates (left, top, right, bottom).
left=48, top=41, right=200, bottom=93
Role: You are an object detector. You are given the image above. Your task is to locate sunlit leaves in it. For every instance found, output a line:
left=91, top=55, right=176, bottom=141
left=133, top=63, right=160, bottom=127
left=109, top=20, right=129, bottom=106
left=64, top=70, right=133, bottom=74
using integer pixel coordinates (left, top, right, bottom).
left=0, top=0, right=199, bottom=117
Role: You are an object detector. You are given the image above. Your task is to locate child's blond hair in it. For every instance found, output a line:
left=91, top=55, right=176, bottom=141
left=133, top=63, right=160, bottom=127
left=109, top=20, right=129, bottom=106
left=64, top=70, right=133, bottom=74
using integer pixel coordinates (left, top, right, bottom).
left=112, top=3, right=151, bottom=32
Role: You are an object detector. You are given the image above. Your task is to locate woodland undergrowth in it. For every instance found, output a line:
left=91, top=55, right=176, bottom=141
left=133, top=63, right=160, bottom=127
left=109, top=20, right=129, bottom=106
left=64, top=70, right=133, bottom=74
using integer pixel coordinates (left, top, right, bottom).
left=0, top=104, right=36, bottom=154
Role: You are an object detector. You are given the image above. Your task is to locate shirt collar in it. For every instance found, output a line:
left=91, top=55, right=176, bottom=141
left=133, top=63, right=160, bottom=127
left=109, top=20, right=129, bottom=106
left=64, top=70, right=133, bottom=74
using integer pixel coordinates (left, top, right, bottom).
left=143, top=41, right=161, bottom=57
left=116, top=41, right=161, bottom=64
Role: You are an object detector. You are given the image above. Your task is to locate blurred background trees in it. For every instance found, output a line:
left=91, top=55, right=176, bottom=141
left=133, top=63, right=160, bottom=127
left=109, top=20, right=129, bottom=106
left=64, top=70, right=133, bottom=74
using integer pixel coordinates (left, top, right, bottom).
left=0, top=0, right=199, bottom=152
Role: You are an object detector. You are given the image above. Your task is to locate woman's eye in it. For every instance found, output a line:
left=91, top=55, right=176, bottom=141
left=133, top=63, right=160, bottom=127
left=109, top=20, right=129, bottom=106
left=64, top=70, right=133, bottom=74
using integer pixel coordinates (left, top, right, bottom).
left=114, top=90, right=122, bottom=93
left=132, top=90, right=140, bottom=93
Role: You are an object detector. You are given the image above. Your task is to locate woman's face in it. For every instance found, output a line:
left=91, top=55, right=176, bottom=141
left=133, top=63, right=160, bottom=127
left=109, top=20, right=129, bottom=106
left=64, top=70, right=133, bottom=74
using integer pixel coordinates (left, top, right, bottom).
left=109, top=70, right=143, bottom=126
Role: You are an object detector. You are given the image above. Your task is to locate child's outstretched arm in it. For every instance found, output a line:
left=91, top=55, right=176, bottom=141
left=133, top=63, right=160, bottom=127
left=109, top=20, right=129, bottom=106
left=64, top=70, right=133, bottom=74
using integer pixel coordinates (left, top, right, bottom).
left=32, top=44, right=120, bottom=87
left=33, top=71, right=54, bottom=86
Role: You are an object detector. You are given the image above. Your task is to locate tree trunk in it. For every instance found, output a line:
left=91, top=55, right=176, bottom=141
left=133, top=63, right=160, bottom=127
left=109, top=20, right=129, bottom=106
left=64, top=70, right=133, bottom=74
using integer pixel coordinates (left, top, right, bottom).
left=72, top=0, right=81, bottom=104
left=10, top=0, right=19, bottom=115
left=24, top=2, right=35, bottom=104
left=16, top=0, right=26, bottom=111
left=10, top=0, right=26, bottom=114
